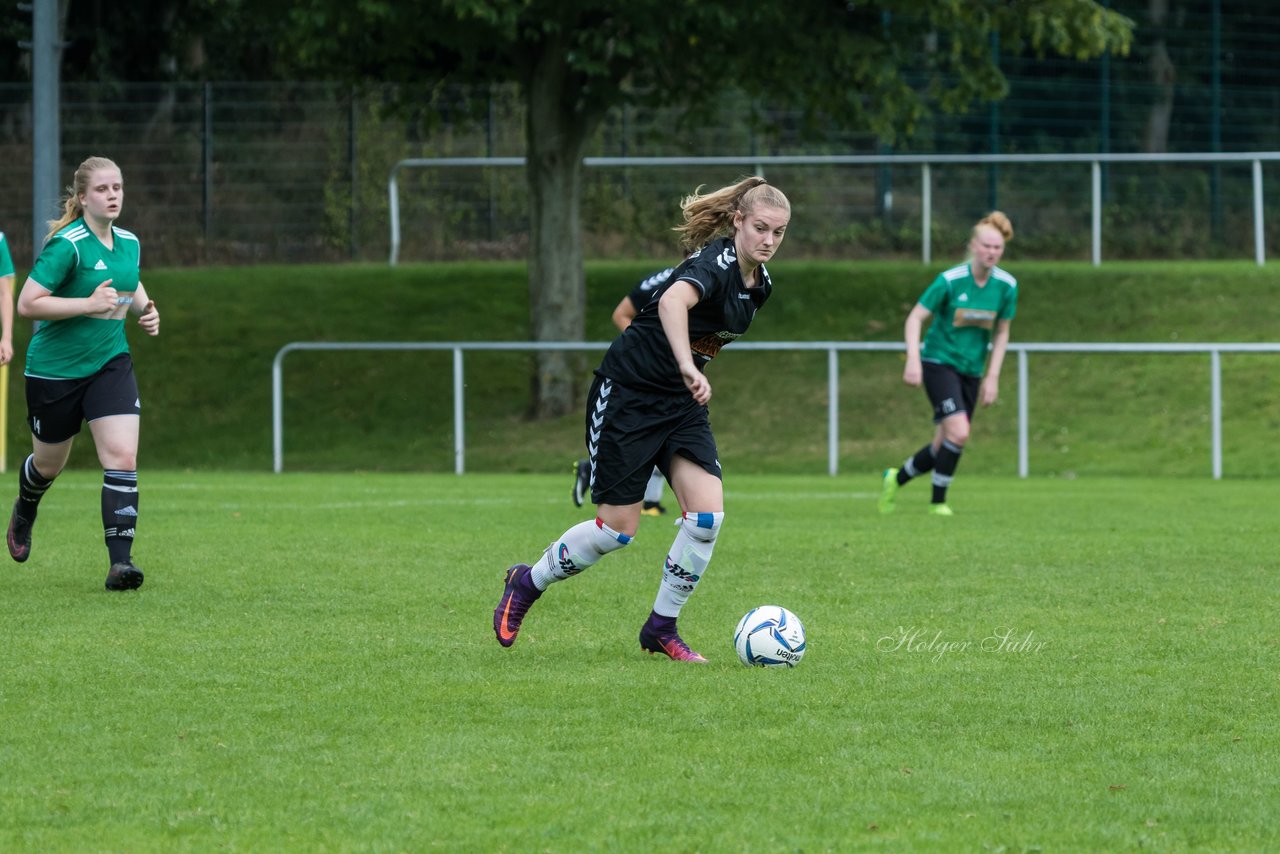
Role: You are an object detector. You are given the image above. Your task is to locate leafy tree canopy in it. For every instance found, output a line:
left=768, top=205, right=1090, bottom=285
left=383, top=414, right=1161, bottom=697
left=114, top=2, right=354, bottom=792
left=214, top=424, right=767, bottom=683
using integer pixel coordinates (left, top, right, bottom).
left=266, top=0, right=1132, bottom=143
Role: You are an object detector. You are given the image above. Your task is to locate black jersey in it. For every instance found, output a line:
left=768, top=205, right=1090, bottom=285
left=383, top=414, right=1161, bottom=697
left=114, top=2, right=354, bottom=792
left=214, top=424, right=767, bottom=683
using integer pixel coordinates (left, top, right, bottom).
left=626, top=266, right=676, bottom=314
left=597, top=236, right=772, bottom=394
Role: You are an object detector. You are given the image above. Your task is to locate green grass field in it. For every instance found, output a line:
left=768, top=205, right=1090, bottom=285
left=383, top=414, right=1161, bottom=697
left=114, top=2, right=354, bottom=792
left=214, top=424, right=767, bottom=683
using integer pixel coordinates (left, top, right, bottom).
left=3, top=471, right=1276, bottom=851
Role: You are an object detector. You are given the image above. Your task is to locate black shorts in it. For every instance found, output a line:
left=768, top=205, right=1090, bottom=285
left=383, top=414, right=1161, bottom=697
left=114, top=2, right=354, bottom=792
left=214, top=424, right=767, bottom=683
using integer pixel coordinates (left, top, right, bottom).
left=25, top=354, right=141, bottom=444
left=584, top=374, right=721, bottom=506
left=922, top=361, right=979, bottom=424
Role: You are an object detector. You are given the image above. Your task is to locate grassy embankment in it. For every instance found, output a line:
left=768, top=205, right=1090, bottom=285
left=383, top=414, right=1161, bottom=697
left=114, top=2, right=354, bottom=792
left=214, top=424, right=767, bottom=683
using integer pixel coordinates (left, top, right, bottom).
left=7, top=259, right=1275, bottom=477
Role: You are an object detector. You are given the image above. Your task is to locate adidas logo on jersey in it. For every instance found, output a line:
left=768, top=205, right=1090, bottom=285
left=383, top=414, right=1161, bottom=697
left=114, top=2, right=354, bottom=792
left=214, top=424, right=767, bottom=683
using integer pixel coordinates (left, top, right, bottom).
left=958, top=293, right=969, bottom=302
left=94, top=259, right=108, bottom=270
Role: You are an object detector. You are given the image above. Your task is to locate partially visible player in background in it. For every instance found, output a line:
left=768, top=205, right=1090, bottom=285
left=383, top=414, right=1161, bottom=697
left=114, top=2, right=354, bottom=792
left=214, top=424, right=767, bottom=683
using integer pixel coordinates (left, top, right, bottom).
left=7, top=156, right=160, bottom=591
left=499, top=176, right=791, bottom=663
left=572, top=265, right=676, bottom=516
left=878, top=211, right=1017, bottom=516
left=0, top=227, right=15, bottom=366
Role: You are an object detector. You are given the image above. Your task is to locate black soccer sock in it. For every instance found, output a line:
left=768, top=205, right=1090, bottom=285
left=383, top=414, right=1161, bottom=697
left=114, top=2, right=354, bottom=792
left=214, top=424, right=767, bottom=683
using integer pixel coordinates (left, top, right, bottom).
left=102, top=470, right=138, bottom=565
left=897, top=444, right=937, bottom=485
left=931, top=440, right=963, bottom=504
left=17, top=454, right=54, bottom=521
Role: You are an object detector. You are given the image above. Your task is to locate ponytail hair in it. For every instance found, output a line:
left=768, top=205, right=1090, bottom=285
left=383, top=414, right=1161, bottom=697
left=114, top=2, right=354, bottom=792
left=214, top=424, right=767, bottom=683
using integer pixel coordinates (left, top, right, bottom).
left=972, top=210, right=1013, bottom=242
left=674, top=176, right=791, bottom=251
left=46, top=156, right=120, bottom=241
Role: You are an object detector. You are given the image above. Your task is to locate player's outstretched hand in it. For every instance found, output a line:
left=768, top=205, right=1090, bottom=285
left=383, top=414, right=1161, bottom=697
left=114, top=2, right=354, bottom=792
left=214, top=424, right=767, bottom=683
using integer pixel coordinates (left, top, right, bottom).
left=681, top=364, right=711, bottom=405
left=902, top=359, right=923, bottom=387
left=980, top=376, right=998, bottom=406
left=138, top=300, right=160, bottom=336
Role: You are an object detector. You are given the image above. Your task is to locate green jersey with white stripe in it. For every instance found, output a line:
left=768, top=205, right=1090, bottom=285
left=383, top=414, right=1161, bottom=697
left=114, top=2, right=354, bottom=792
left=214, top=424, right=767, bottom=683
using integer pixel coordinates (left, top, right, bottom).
left=918, top=263, right=1018, bottom=377
left=0, top=230, right=14, bottom=278
left=26, top=219, right=142, bottom=379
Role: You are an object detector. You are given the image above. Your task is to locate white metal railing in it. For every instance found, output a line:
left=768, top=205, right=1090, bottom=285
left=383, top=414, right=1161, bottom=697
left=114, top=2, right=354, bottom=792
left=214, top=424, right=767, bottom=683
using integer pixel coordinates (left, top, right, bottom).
left=272, top=341, right=1280, bottom=479
left=387, top=152, right=1279, bottom=267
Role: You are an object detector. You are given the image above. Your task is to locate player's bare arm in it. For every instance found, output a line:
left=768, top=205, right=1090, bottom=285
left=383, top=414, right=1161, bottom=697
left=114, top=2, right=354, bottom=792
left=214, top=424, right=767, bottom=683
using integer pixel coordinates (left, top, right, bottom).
left=902, top=303, right=931, bottom=386
left=980, top=319, right=1012, bottom=405
left=132, top=282, right=160, bottom=336
left=18, top=277, right=120, bottom=320
left=611, top=296, right=636, bottom=332
left=658, top=280, right=710, bottom=405
left=0, top=274, right=13, bottom=364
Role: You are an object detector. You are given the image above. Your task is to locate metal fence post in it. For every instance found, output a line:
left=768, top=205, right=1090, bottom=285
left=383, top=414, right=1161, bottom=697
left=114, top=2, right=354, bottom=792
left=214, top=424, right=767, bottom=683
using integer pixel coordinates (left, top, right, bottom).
left=388, top=165, right=401, bottom=266
left=1253, top=159, right=1265, bottom=266
left=921, top=163, right=932, bottom=265
left=828, top=348, right=839, bottom=476
left=453, top=347, right=465, bottom=475
left=272, top=345, right=288, bottom=474
left=1018, top=349, right=1029, bottom=478
left=1210, top=349, right=1222, bottom=480
left=30, top=0, right=61, bottom=257
left=1091, top=160, right=1102, bottom=266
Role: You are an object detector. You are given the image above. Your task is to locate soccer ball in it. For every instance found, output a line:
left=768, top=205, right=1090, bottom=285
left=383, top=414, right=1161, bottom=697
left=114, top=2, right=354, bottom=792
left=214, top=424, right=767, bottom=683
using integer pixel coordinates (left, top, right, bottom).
left=733, top=606, right=806, bottom=667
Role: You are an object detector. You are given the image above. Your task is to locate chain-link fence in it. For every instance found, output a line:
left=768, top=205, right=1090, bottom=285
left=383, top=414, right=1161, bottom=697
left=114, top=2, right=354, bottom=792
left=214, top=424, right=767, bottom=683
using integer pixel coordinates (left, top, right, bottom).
left=2, top=61, right=1280, bottom=267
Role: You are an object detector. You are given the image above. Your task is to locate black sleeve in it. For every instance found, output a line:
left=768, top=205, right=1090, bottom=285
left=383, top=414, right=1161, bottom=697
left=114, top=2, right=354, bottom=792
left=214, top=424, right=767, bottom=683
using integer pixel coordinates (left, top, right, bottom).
left=674, top=241, right=730, bottom=303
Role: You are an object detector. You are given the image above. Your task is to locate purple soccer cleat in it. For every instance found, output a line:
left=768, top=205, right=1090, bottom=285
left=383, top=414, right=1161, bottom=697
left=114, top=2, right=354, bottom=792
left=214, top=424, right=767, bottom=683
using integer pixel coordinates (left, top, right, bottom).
left=494, top=563, right=542, bottom=648
left=639, top=612, right=708, bottom=663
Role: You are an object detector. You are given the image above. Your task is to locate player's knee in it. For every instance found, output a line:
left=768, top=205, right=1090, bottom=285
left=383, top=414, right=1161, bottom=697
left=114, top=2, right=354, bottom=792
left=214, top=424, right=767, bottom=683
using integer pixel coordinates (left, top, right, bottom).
left=108, top=454, right=138, bottom=471
left=593, top=517, right=634, bottom=553
left=680, top=510, right=724, bottom=543
left=33, top=458, right=67, bottom=479
left=944, top=421, right=970, bottom=447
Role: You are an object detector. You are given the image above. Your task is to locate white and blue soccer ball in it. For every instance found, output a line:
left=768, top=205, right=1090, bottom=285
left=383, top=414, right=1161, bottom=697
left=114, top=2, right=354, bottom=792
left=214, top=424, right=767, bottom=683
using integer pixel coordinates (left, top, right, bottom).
left=734, top=605, right=806, bottom=667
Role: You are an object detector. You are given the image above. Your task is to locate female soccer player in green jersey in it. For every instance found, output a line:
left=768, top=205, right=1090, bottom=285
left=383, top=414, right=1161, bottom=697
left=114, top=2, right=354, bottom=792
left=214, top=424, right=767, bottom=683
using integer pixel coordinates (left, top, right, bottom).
left=7, top=156, right=160, bottom=591
left=879, top=211, right=1018, bottom=516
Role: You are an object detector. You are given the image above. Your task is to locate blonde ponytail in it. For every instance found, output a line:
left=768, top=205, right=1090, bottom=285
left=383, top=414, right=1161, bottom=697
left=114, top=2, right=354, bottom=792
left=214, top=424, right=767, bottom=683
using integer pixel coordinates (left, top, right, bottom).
left=674, top=176, right=791, bottom=251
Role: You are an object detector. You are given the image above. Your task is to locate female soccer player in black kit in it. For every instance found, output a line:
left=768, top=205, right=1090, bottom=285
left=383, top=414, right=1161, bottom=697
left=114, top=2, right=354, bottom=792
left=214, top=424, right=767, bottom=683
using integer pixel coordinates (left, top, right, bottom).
left=572, top=264, right=681, bottom=515
left=495, top=176, right=791, bottom=662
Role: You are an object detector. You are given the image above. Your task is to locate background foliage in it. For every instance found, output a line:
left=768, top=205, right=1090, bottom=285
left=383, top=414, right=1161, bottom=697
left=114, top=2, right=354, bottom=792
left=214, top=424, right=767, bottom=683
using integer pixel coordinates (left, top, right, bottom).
left=1, top=2, right=1276, bottom=265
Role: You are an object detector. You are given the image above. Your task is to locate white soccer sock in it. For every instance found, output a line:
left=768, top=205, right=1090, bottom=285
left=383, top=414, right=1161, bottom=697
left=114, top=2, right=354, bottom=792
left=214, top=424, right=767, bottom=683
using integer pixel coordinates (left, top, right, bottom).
left=643, top=467, right=665, bottom=504
left=530, top=517, right=632, bottom=590
left=652, top=511, right=723, bottom=618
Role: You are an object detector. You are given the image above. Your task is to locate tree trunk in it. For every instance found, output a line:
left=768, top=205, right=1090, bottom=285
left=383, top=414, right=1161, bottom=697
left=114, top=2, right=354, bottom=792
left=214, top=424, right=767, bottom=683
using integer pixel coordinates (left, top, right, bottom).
left=1142, top=0, right=1176, bottom=154
left=523, top=43, right=594, bottom=418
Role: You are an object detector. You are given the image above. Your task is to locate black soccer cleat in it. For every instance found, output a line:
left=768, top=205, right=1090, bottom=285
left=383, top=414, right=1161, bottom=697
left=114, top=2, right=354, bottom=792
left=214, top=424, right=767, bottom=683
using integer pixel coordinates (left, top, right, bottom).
left=105, top=561, right=144, bottom=591
left=7, top=500, right=33, bottom=563
left=572, top=459, right=591, bottom=507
